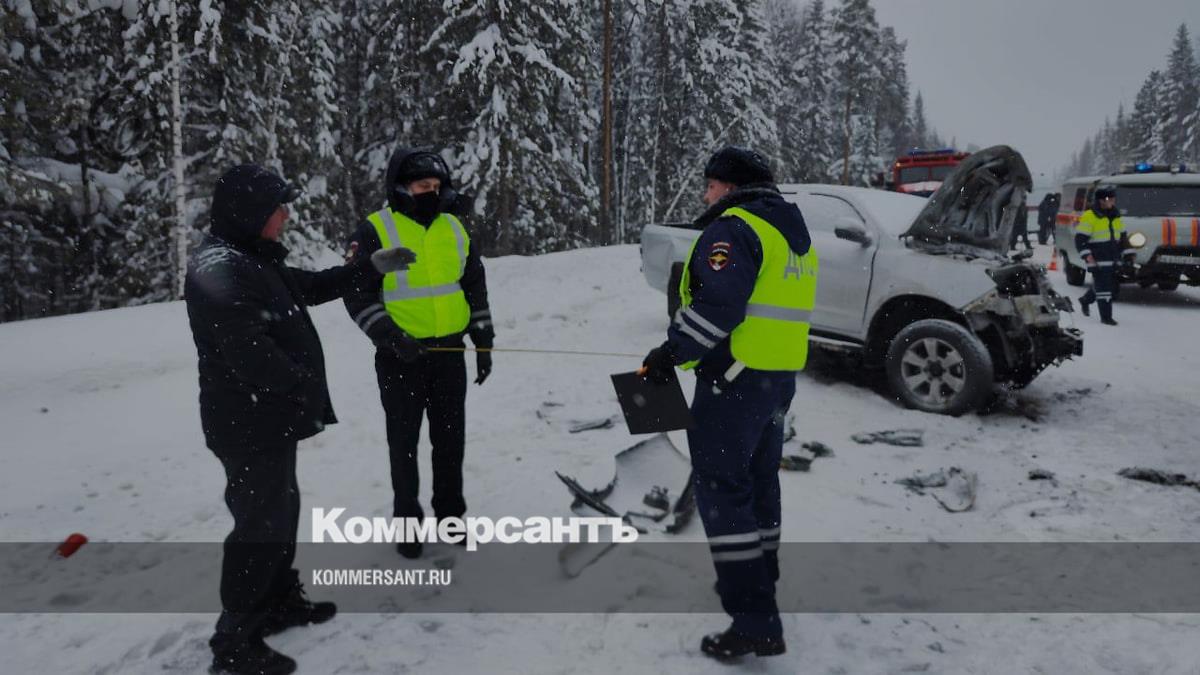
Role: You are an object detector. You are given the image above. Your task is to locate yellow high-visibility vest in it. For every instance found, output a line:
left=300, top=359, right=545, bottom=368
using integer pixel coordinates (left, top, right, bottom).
left=368, top=207, right=471, bottom=338
left=680, top=206, right=818, bottom=371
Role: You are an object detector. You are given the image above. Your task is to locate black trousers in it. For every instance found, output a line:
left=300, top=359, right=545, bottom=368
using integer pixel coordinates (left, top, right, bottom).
left=376, top=349, right=468, bottom=520
left=1081, top=263, right=1116, bottom=321
left=689, top=370, right=794, bottom=639
left=1038, top=220, right=1053, bottom=245
left=209, top=442, right=301, bottom=657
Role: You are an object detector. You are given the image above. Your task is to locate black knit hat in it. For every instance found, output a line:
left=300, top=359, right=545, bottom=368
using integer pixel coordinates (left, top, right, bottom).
left=704, top=146, right=774, bottom=186
left=1094, top=185, right=1117, bottom=200
left=210, top=164, right=301, bottom=243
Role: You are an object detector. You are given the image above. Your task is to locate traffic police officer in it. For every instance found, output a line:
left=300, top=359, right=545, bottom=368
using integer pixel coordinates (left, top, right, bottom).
left=1075, top=185, right=1127, bottom=326
left=642, top=146, right=817, bottom=660
left=344, top=147, right=495, bottom=558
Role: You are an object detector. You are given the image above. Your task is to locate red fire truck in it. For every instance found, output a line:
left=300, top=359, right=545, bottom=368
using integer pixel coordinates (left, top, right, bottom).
left=891, top=148, right=970, bottom=197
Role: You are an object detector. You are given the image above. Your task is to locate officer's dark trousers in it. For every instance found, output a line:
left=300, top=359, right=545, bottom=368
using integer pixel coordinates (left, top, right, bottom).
left=688, top=368, right=795, bottom=639
left=1081, top=262, right=1116, bottom=322
left=376, top=349, right=468, bottom=520
left=209, top=442, right=301, bottom=658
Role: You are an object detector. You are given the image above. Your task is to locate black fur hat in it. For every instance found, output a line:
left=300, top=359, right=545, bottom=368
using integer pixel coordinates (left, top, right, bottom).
left=703, top=146, right=774, bottom=186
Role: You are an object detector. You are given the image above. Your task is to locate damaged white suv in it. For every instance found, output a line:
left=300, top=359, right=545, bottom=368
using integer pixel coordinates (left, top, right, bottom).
left=640, top=146, right=1083, bottom=415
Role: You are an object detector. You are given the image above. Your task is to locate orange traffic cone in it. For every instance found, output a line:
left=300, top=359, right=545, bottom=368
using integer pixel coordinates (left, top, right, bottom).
left=1048, top=248, right=1058, bottom=271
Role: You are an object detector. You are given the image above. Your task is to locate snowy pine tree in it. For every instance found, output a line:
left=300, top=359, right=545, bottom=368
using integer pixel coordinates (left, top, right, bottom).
left=793, top=0, right=836, bottom=182
left=1161, top=24, right=1199, bottom=163
left=1068, top=23, right=1199, bottom=173
left=1129, top=71, right=1166, bottom=162
left=911, top=91, right=929, bottom=149
left=876, top=26, right=912, bottom=160
left=1, top=0, right=939, bottom=321
left=830, top=0, right=883, bottom=185
left=435, top=0, right=598, bottom=254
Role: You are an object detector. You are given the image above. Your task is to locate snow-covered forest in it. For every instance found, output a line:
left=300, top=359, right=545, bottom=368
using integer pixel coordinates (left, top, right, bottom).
left=1, top=0, right=937, bottom=323
left=1063, top=23, right=1200, bottom=177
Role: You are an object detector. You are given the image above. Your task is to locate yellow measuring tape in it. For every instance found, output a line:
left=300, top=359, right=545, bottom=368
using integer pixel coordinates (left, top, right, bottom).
left=427, top=346, right=642, bottom=358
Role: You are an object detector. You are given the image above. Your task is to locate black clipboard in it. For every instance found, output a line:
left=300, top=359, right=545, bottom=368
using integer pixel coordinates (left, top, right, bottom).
left=610, top=369, right=693, bottom=434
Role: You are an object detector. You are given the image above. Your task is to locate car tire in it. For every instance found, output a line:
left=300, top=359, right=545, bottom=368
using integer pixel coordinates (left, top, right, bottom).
left=1158, top=280, right=1179, bottom=292
left=1062, top=252, right=1086, bottom=286
left=666, top=262, right=684, bottom=321
left=885, top=319, right=994, bottom=416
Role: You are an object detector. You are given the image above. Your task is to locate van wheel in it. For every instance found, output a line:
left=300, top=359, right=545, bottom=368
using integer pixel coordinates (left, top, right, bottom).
left=1062, top=252, right=1086, bottom=286
left=666, top=262, right=684, bottom=321
left=886, top=320, right=994, bottom=416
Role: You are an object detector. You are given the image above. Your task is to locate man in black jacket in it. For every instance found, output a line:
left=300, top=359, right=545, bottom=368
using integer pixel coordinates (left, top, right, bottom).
left=343, top=147, right=494, bottom=559
left=185, top=163, right=376, bottom=675
left=1037, top=192, right=1061, bottom=245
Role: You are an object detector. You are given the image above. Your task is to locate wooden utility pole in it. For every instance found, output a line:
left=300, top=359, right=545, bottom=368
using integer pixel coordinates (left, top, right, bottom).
left=600, top=0, right=614, bottom=244
left=168, top=0, right=188, bottom=298
left=841, top=90, right=852, bottom=186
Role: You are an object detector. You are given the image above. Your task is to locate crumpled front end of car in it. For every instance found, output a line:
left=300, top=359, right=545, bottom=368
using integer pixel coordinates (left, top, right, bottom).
left=960, top=261, right=1083, bottom=388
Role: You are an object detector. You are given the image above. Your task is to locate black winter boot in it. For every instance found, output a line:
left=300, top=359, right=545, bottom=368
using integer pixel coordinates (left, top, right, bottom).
left=700, top=628, right=786, bottom=660
left=261, top=581, right=337, bottom=637
left=1078, top=295, right=1091, bottom=317
left=210, top=638, right=296, bottom=675
left=1099, top=301, right=1117, bottom=326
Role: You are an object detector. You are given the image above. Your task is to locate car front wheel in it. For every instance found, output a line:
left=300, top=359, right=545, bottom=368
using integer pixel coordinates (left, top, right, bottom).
left=885, top=319, right=995, bottom=416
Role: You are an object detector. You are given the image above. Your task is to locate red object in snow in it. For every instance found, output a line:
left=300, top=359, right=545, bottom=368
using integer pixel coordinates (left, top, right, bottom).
left=55, top=533, right=88, bottom=558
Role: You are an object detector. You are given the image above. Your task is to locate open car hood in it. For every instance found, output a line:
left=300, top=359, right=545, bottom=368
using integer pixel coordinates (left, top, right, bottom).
left=902, top=145, right=1033, bottom=256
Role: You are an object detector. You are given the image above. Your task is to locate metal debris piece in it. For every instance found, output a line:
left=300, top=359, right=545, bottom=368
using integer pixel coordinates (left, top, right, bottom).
left=780, top=455, right=813, bottom=472
left=802, top=441, right=835, bottom=457
left=643, top=485, right=669, bottom=511
left=1118, top=468, right=1200, bottom=490
left=557, top=433, right=695, bottom=534
left=852, top=429, right=925, bottom=447
left=568, top=417, right=617, bottom=434
left=896, top=467, right=977, bottom=513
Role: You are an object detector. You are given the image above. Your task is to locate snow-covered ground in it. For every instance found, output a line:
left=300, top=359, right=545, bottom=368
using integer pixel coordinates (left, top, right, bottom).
left=2, top=242, right=1200, bottom=674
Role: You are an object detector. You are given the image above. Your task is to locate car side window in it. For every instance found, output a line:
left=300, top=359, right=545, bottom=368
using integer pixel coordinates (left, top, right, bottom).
left=786, top=193, right=866, bottom=232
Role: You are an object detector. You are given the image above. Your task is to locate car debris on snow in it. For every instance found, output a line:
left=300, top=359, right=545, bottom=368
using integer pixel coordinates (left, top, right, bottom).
left=567, top=417, right=618, bottom=433
left=896, top=467, right=978, bottom=512
left=852, top=429, right=924, bottom=447
left=535, top=401, right=619, bottom=434
left=556, top=433, right=696, bottom=533
left=780, top=455, right=813, bottom=472
left=556, top=434, right=698, bottom=577
left=1117, top=468, right=1200, bottom=491
left=1028, top=469, right=1056, bottom=481
left=780, top=441, right=835, bottom=472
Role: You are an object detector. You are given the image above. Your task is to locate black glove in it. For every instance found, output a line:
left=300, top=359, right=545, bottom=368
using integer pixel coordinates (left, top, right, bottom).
left=371, top=246, right=418, bottom=273
left=474, top=350, right=492, bottom=385
left=641, top=343, right=676, bottom=385
left=378, top=330, right=426, bottom=362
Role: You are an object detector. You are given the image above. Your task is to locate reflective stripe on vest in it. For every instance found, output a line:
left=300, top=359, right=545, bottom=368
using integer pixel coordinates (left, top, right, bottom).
left=369, top=208, right=471, bottom=339
left=678, top=206, right=818, bottom=372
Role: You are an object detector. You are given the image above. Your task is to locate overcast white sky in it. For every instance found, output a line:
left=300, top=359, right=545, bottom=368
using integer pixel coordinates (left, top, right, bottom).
left=873, top=0, right=1200, bottom=187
